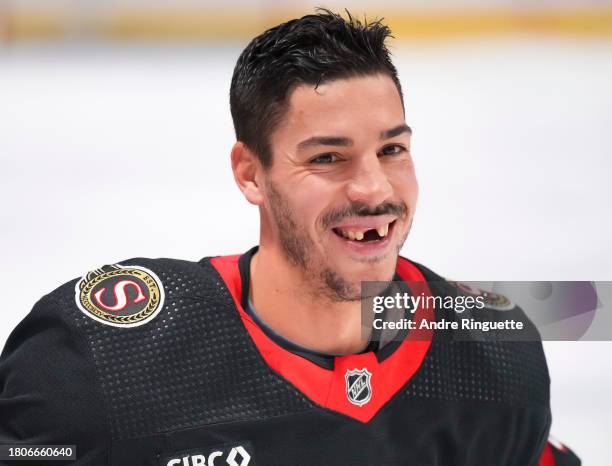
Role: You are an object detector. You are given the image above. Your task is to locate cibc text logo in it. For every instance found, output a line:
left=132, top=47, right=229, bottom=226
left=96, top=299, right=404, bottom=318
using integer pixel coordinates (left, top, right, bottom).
left=163, top=444, right=251, bottom=466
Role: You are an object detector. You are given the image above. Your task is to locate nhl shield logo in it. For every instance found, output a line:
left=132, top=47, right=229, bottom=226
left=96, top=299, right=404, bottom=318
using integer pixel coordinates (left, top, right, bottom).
left=345, top=368, right=373, bottom=407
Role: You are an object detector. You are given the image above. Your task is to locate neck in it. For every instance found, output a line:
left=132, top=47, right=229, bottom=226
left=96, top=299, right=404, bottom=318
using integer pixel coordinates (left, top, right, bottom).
left=250, top=244, right=369, bottom=355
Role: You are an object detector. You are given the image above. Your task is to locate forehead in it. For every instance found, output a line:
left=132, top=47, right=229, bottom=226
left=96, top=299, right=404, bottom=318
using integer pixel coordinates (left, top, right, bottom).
left=272, top=73, right=405, bottom=146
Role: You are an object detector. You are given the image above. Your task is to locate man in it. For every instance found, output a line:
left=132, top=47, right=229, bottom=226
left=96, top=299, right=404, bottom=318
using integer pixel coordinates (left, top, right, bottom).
left=0, top=10, right=579, bottom=466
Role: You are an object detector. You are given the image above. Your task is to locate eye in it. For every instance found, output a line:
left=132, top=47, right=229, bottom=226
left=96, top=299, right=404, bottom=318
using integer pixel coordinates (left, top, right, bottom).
left=310, top=153, right=339, bottom=164
left=379, top=144, right=407, bottom=156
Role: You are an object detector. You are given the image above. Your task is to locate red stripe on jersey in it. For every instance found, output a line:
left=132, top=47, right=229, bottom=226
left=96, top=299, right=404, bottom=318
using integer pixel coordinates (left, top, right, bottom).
left=539, top=443, right=555, bottom=466
left=210, top=254, right=434, bottom=423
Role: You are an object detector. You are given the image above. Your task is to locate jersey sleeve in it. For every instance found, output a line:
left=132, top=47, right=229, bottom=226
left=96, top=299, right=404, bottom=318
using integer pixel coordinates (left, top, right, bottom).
left=539, top=438, right=581, bottom=466
left=0, top=295, right=110, bottom=465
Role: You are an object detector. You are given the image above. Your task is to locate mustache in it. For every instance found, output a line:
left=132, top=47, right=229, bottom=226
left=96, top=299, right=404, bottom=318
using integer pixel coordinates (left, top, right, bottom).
left=321, top=201, right=408, bottom=229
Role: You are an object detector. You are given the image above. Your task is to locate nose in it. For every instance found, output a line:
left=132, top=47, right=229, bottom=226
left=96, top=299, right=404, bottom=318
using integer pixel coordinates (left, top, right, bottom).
left=345, top=154, right=393, bottom=206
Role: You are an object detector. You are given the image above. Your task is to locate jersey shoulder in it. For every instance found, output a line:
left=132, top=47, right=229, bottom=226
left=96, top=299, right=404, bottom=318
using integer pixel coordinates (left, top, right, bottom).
left=398, top=257, right=551, bottom=413
left=25, top=255, right=231, bottom=331
left=2, top=256, right=225, bottom=365
left=402, top=256, right=525, bottom=314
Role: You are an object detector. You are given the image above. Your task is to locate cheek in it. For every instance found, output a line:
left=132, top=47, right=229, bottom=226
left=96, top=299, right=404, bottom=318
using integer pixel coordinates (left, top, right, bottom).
left=288, top=185, right=331, bottom=231
left=408, top=175, right=419, bottom=206
left=390, top=166, right=419, bottom=208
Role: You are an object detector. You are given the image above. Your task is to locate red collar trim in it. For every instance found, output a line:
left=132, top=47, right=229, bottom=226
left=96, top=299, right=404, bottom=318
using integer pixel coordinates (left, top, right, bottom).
left=539, top=443, right=555, bottom=466
left=210, top=254, right=434, bottom=423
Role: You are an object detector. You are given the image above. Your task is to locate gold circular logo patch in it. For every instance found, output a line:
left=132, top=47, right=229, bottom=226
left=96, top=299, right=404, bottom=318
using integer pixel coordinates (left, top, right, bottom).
left=75, top=264, right=165, bottom=327
left=451, top=281, right=515, bottom=311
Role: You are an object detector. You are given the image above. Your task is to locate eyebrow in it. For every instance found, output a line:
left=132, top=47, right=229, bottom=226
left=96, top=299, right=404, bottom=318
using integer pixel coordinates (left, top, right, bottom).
left=296, top=123, right=412, bottom=151
left=296, top=136, right=353, bottom=151
left=381, top=123, right=412, bottom=140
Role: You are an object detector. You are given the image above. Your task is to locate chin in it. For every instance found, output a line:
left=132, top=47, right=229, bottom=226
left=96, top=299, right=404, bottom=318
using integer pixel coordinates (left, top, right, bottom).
left=343, top=259, right=397, bottom=283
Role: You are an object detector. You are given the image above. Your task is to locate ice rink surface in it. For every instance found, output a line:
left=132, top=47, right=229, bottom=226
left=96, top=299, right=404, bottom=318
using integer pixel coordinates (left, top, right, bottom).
left=1, top=37, right=611, bottom=462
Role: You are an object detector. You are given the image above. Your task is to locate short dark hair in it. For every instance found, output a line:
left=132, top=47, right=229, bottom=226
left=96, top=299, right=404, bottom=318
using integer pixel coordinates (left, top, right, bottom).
left=229, top=9, right=404, bottom=168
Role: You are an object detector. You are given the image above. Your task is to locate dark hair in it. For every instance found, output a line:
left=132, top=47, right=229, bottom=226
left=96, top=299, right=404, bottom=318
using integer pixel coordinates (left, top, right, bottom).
left=229, top=9, right=404, bottom=168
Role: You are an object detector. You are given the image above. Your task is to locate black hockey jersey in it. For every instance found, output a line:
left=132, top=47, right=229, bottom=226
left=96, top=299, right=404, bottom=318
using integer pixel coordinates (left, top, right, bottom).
left=0, top=247, right=580, bottom=465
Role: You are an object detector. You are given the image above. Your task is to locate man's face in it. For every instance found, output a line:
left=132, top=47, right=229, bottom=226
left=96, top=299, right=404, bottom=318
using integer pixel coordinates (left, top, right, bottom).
left=260, top=73, right=418, bottom=301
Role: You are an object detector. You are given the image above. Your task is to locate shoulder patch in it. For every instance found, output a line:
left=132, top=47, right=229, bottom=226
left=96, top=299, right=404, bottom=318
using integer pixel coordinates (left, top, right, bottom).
left=450, top=281, right=515, bottom=311
left=75, top=264, right=165, bottom=327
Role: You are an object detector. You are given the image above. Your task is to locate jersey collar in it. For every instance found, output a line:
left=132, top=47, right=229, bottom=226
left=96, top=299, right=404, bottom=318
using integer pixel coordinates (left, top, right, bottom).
left=210, top=247, right=435, bottom=423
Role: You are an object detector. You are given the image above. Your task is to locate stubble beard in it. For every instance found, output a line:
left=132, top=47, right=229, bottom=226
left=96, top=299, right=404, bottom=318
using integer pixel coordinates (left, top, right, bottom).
left=265, top=180, right=410, bottom=303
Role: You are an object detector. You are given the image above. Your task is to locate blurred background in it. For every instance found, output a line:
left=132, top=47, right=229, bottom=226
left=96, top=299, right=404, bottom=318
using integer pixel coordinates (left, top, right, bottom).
left=1, top=0, right=611, bottom=463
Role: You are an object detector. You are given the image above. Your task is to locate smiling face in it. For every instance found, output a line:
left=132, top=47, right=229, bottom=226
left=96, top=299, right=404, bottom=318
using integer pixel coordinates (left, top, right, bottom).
left=257, top=73, right=418, bottom=301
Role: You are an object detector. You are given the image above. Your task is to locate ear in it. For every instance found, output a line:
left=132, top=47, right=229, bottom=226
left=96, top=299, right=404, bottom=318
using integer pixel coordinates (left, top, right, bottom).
left=231, top=141, right=265, bottom=206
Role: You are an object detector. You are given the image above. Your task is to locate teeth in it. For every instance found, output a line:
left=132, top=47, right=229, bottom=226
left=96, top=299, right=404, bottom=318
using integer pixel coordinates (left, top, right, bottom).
left=376, top=224, right=389, bottom=237
left=337, top=223, right=391, bottom=241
